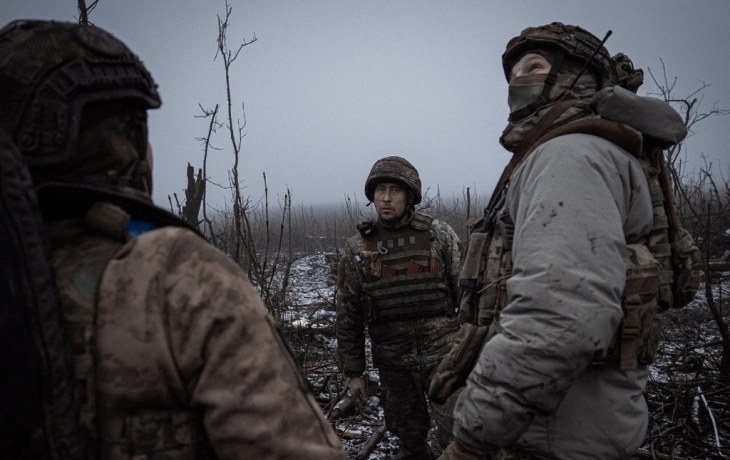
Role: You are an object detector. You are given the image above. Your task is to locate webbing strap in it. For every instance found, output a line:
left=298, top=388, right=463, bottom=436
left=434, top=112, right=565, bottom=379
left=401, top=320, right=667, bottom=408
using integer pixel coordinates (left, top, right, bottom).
left=363, top=271, right=445, bottom=289
left=487, top=98, right=588, bottom=212
left=620, top=300, right=641, bottom=371
left=379, top=249, right=432, bottom=262
left=363, top=272, right=453, bottom=321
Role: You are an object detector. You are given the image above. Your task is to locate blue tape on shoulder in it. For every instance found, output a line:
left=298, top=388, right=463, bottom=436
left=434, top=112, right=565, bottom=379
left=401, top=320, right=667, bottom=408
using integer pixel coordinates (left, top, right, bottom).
left=126, top=219, right=158, bottom=236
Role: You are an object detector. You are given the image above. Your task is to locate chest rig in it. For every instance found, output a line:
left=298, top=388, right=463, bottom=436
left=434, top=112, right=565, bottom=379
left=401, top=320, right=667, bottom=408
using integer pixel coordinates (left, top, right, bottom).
left=460, top=116, right=698, bottom=371
left=356, top=213, right=453, bottom=322
left=49, top=202, right=212, bottom=459
left=458, top=190, right=514, bottom=331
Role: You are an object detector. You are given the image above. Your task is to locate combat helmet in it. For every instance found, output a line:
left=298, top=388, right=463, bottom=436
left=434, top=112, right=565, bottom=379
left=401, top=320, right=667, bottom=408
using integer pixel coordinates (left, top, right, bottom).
left=502, top=22, right=617, bottom=121
left=364, top=156, right=422, bottom=205
left=0, top=20, right=161, bottom=188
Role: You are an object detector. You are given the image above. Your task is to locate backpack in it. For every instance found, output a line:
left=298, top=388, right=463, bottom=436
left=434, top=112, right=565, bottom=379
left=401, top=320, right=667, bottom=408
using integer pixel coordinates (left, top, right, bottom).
left=591, top=86, right=701, bottom=312
left=0, top=129, right=87, bottom=460
left=429, top=89, right=701, bottom=405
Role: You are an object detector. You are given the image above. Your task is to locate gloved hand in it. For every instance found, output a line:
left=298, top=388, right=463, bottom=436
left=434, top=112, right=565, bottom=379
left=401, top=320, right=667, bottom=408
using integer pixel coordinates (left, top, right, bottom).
left=346, top=376, right=368, bottom=408
left=437, top=437, right=492, bottom=460
left=347, top=376, right=366, bottom=396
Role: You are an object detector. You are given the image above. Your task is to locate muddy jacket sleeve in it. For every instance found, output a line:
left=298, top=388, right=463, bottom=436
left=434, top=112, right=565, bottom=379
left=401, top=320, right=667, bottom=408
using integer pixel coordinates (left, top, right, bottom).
left=452, top=134, right=653, bottom=450
left=336, top=238, right=368, bottom=376
left=100, top=227, right=346, bottom=460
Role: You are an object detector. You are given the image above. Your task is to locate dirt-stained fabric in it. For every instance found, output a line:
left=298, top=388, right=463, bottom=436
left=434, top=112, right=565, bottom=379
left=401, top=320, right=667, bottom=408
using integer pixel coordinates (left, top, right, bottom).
left=453, top=133, right=654, bottom=458
left=379, top=368, right=434, bottom=459
left=49, top=221, right=346, bottom=460
left=337, top=214, right=462, bottom=376
left=337, top=213, right=462, bottom=457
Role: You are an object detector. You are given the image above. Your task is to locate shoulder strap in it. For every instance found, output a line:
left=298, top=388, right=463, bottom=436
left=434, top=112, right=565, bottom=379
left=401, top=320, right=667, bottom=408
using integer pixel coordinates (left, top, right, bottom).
left=487, top=98, right=589, bottom=211
left=529, top=116, right=643, bottom=158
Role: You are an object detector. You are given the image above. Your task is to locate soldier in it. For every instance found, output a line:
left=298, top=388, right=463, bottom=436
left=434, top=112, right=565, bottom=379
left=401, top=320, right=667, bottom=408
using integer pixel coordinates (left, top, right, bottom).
left=434, top=23, right=693, bottom=459
left=0, top=20, right=346, bottom=459
left=337, top=156, right=463, bottom=459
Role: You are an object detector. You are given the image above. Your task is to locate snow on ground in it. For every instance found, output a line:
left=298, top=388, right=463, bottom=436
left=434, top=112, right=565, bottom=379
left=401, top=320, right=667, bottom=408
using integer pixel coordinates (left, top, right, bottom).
left=283, top=253, right=730, bottom=458
left=283, top=252, right=442, bottom=459
left=286, top=252, right=338, bottom=307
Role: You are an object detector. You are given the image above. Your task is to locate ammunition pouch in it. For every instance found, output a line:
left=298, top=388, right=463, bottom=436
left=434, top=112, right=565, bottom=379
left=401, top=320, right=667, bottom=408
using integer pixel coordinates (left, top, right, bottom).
left=599, top=243, right=663, bottom=370
left=361, top=271, right=453, bottom=321
left=429, top=385, right=462, bottom=448
left=670, top=226, right=701, bottom=308
left=358, top=212, right=454, bottom=322
left=428, top=211, right=511, bottom=405
left=427, top=323, right=490, bottom=405
left=642, top=153, right=701, bottom=310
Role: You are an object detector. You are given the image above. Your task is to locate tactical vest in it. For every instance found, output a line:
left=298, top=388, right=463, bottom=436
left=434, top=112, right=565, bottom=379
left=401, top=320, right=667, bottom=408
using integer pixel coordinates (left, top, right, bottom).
left=49, top=202, right=213, bottom=459
left=356, top=213, right=454, bottom=322
left=460, top=117, right=700, bottom=371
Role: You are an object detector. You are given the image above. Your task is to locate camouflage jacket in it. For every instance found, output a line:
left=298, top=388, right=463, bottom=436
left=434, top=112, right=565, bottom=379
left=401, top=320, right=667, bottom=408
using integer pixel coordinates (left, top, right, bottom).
left=48, top=217, right=345, bottom=460
left=336, top=213, right=462, bottom=376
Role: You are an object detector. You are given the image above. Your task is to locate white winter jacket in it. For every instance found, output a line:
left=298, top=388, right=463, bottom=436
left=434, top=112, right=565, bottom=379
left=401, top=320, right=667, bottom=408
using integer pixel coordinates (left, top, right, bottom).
left=454, top=133, right=654, bottom=459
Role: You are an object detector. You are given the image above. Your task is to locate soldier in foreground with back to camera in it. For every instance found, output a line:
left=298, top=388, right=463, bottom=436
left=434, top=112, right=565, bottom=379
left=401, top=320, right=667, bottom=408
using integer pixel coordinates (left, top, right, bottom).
left=0, top=20, right=346, bottom=460
left=337, top=156, right=463, bottom=459
left=429, top=23, right=700, bottom=459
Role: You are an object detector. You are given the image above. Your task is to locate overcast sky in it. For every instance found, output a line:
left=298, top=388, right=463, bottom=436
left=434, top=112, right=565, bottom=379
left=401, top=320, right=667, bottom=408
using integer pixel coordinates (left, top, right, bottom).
left=5, top=1, right=730, bottom=211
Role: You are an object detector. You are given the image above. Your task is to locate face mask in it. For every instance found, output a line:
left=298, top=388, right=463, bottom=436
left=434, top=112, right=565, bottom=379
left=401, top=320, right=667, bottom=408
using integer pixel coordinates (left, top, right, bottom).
left=507, top=74, right=549, bottom=119
left=500, top=73, right=599, bottom=153
left=508, top=72, right=600, bottom=118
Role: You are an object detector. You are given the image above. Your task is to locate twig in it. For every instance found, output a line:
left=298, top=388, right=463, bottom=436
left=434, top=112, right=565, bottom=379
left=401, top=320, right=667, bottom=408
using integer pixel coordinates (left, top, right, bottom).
left=356, top=423, right=387, bottom=460
left=697, top=385, right=722, bottom=449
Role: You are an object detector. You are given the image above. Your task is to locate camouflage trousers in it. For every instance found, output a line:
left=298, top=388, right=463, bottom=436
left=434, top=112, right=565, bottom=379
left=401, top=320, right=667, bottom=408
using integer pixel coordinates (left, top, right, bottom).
left=380, top=367, right=442, bottom=460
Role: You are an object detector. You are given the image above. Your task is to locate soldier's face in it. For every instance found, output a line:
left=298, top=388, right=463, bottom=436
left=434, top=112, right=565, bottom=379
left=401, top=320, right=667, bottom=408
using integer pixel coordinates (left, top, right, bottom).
left=510, top=52, right=552, bottom=81
left=373, top=182, right=408, bottom=223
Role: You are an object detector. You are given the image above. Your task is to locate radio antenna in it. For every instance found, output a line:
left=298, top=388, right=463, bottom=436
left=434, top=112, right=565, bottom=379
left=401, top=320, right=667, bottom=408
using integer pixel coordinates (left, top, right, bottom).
left=567, top=30, right=612, bottom=92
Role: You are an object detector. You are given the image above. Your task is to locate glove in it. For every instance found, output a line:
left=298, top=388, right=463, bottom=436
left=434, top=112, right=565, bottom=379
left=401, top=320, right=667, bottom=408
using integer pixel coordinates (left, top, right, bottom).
left=346, top=375, right=368, bottom=408
left=437, top=437, right=493, bottom=460
left=347, top=376, right=366, bottom=396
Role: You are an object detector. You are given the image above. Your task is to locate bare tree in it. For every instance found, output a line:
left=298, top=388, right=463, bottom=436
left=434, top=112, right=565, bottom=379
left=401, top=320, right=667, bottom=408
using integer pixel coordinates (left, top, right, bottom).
left=648, top=64, right=730, bottom=377
left=215, top=0, right=257, bottom=270
left=648, top=60, right=730, bottom=201
left=196, top=104, right=221, bottom=244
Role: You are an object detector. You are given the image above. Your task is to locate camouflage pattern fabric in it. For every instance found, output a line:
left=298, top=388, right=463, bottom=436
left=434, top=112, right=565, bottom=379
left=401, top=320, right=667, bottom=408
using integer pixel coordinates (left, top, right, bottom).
left=364, top=156, right=423, bottom=204
left=48, top=220, right=346, bottom=460
left=337, top=214, right=462, bottom=376
left=337, top=213, right=461, bottom=459
left=501, top=22, right=616, bottom=87
left=379, top=367, right=435, bottom=459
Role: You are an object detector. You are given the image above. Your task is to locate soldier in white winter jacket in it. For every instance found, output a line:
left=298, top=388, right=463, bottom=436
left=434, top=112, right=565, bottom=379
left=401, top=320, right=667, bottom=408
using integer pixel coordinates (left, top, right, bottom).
left=433, top=23, right=691, bottom=460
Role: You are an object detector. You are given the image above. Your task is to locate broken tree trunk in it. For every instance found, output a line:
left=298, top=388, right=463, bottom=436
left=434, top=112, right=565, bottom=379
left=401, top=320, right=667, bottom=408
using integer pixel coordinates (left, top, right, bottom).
left=356, top=423, right=387, bottom=460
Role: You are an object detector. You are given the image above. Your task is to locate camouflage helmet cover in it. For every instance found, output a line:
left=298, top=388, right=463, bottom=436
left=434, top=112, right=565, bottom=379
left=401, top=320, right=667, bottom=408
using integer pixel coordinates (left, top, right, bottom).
left=502, top=22, right=617, bottom=88
left=0, top=20, right=161, bottom=169
left=613, top=52, right=644, bottom=93
left=365, top=156, right=422, bottom=205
